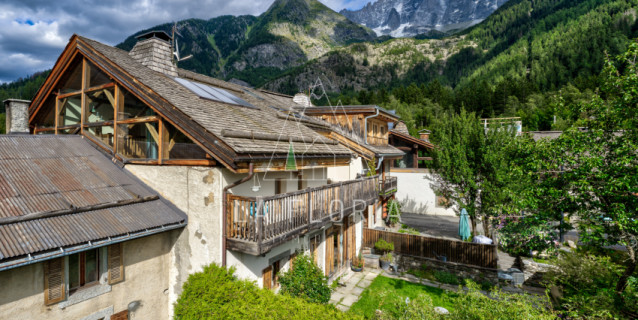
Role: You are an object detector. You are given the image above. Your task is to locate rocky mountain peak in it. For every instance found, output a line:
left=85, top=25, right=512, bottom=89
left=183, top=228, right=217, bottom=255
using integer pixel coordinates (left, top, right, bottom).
left=341, top=0, right=510, bottom=37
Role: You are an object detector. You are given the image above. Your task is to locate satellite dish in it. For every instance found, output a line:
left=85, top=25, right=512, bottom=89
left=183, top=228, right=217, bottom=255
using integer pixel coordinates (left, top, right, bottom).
left=171, top=22, right=193, bottom=63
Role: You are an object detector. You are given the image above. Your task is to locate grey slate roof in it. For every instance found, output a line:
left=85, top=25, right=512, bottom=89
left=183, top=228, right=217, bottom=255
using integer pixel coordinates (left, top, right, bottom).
left=78, top=37, right=352, bottom=159
left=0, top=135, right=186, bottom=269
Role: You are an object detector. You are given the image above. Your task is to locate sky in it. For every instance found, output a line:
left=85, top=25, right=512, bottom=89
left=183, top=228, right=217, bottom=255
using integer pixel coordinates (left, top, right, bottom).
left=0, top=0, right=370, bottom=83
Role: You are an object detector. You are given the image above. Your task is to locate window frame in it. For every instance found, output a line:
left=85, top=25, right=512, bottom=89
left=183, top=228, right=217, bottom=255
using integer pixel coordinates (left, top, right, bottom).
left=68, top=249, right=100, bottom=293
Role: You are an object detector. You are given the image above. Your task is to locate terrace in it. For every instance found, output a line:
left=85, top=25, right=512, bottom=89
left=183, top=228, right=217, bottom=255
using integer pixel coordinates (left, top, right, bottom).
left=226, top=175, right=398, bottom=255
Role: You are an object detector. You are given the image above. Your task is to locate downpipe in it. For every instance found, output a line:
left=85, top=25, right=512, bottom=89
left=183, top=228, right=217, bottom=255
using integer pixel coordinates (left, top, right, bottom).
left=222, top=163, right=254, bottom=267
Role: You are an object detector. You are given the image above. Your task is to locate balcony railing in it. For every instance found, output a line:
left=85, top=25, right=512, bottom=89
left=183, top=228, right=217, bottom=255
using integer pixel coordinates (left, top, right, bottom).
left=226, top=175, right=380, bottom=255
left=379, top=176, right=398, bottom=197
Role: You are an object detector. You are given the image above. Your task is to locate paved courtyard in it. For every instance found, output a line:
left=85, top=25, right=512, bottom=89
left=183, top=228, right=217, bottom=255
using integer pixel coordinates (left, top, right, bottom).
left=330, top=268, right=382, bottom=311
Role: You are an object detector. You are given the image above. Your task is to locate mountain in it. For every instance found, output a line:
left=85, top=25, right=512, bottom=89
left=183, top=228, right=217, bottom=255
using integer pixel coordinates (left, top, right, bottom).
left=117, top=0, right=375, bottom=86
left=340, top=0, right=510, bottom=37
left=264, top=0, right=638, bottom=95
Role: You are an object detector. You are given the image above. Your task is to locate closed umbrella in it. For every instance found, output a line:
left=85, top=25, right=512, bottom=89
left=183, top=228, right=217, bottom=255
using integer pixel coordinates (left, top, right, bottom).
left=459, top=208, right=471, bottom=241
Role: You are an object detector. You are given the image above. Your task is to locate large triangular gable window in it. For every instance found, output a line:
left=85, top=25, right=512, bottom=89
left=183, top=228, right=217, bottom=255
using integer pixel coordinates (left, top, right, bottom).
left=31, top=54, right=210, bottom=164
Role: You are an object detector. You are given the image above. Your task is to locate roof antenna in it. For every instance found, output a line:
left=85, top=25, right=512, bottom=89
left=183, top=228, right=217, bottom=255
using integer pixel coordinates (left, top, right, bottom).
left=172, top=22, right=193, bottom=64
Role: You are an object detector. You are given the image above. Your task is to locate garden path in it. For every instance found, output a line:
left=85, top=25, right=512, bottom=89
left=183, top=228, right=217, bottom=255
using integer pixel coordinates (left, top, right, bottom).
left=330, top=268, right=382, bottom=311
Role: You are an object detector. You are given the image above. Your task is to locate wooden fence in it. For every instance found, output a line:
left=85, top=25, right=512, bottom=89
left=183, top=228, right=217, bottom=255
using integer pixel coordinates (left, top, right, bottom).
left=363, top=228, right=498, bottom=269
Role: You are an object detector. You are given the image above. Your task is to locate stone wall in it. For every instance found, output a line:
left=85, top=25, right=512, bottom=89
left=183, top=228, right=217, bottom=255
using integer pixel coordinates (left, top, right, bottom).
left=397, top=254, right=499, bottom=284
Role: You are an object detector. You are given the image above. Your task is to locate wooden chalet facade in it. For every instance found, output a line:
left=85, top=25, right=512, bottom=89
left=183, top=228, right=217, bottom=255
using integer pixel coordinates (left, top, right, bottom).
left=7, top=31, right=402, bottom=318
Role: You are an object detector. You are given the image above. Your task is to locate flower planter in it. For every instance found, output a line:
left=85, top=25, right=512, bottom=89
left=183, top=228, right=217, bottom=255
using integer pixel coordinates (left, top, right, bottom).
left=351, top=263, right=363, bottom=272
left=380, top=259, right=391, bottom=271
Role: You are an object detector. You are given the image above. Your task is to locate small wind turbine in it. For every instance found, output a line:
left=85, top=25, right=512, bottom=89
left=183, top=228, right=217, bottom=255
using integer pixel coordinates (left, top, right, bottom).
left=171, top=22, right=193, bottom=63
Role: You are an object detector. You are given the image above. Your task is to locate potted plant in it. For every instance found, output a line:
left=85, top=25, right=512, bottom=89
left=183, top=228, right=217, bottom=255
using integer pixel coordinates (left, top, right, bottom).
left=351, top=254, right=364, bottom=272
left=380, top=252, right=393, bottom=271
left=374, top=239, right=394, bottom=255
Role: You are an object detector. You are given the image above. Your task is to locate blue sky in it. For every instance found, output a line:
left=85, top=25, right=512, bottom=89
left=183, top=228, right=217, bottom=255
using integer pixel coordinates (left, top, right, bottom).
left=0, top=0, right=371, bottom=83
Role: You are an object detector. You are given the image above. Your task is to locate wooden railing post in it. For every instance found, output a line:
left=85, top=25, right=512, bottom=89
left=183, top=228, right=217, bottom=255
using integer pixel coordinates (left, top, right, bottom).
left=256, top=196, right=264, bottom=253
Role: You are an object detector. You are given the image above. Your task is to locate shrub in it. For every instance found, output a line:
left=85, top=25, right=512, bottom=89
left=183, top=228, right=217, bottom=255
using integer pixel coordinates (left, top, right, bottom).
left=278, top=254, right=331, bottom=304
left=496, top=216, right=558, bottom=257
left=174, top=263, right=353, bottom=320
left=543, top=251, right=623, bottom=318
left=374, top=239, right=394, bottom=253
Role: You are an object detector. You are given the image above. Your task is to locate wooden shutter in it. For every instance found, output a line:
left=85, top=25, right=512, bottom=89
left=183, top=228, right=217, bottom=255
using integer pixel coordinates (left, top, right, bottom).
left=108, top=243, right=124, bottom=284
left=262, top=266, right=272, bottom=289
left=111, top=310, right=129, bottom=320
left=44, top=258, right=65, bottom=305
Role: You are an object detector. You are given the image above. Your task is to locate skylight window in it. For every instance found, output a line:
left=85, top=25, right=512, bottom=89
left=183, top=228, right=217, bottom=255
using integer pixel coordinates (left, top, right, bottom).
left=174, top=77, right=256, bottom=109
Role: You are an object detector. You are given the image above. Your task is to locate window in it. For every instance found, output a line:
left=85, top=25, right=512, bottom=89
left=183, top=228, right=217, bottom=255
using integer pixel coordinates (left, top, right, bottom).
left=33, top=96, right=56, bottom=129
left=117, top=122, right=159, bottom=159
left=43, top=244, right=124, bottom=305
left=56, top=57, right=83, bottom=94
left=68, top=249, right=99, bottom=292
left=163, top=121, right=208, bottom=160
left=87, top=61, right=112, bottom=88
left=118, top=90, right=156, bottom=121
left=86, top=88, right=115, bottom=123
left=58, top=95, right=82, bottom=127
left=86, top=125, right=114, bottom=148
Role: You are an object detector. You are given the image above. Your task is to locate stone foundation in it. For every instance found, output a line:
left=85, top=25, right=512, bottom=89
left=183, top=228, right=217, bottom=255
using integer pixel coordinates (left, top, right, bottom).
left=397, top=254, right=499, bottom=284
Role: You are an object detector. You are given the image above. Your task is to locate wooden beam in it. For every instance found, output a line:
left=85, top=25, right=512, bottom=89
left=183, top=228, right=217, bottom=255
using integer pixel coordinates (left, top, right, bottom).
left=113, top=84, right=121, bottom=155
left=80, top=58, right=88, bottom=134
left=162, top=159, right=217, bottom=166
left=117, top=116, right=160, bottom=124
left=85, top=82, right=115, bottom=93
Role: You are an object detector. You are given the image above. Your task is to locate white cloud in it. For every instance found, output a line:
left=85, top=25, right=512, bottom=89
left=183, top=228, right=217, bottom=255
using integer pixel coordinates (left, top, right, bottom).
left=0, top=0, right=362, bottom=83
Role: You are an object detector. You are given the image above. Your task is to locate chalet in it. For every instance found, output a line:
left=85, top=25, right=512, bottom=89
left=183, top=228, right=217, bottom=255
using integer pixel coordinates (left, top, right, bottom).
left=388, top=122, right=456, bottom=216
left=5, top=30, right=400, bottom=318
left=0, top=102, right=186, bottom=319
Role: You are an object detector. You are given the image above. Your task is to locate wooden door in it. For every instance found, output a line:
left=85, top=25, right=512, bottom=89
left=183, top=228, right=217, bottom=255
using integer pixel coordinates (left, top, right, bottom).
left=348, top=217, right=356, bottom=261
left=325, top=233, right=334, bottom=276
left=263, top=266, right=272, bottom=289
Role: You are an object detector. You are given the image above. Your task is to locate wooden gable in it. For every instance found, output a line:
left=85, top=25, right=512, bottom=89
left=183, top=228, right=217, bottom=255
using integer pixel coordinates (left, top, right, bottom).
left=28, top=36, right=232, bottom=168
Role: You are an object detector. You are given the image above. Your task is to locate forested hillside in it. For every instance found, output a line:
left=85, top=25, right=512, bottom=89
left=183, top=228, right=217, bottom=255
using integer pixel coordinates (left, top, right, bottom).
left=3, top=0, right=637, bottom=133
left=268, top=0, right=638, bottom=132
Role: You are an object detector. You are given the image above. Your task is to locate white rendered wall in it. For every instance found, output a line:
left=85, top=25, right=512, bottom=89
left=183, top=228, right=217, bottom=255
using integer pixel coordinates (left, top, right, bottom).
left=389, top=171, right=457, bottom=216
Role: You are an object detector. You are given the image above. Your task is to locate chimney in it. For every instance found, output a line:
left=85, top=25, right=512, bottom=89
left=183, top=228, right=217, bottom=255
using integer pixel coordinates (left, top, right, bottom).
left=3, top=99, right=30, bottom=134
left=129, top=31, right=177, bottom=77
left=419, top=129, right=430, bottom=142
left=293, top=93, right=313, bottom=108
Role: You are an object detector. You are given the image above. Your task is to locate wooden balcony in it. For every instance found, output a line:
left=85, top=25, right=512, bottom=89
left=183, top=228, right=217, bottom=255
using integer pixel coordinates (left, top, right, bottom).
left=379, top=176, right=398, bottom=198
left=226, top=176, right=380, bottom=255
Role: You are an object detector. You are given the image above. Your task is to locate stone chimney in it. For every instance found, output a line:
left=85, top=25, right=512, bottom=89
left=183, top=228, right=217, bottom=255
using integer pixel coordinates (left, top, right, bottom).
left=3, top=99, right=30, bottom=134
left=128, top=31, right=177, bottom=77
left=419, top=129, right=430, bottom=142
left=293, top=93, right=313, bottom=108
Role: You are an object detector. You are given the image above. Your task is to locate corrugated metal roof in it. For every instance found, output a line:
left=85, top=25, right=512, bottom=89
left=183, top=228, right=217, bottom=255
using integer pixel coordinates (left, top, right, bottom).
left=0, top=135, right=186, bottom=264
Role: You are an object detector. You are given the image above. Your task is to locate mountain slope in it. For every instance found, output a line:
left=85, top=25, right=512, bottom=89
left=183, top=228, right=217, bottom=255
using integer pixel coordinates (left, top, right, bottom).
left=341, top=0, right=510, bottom=37
left=264, top=0, right=638, bottom=95
left=117, top=0, right=375, bottom=86
left=118, top=15, right=256, bottom=76
left=225, top=0, right=376, bottom=85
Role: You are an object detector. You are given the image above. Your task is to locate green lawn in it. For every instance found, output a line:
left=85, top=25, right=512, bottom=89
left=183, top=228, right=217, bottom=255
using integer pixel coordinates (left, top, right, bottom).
left=348, top=276, right=457, bottom=318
